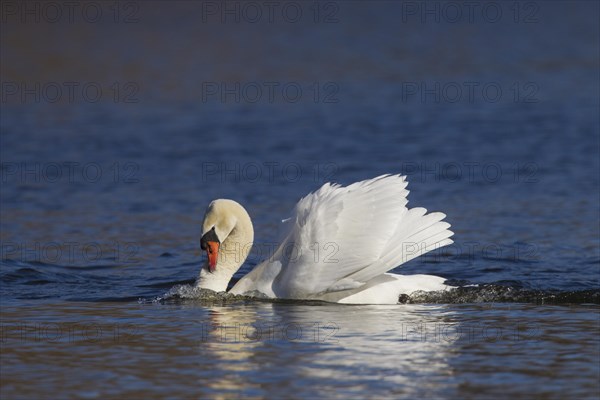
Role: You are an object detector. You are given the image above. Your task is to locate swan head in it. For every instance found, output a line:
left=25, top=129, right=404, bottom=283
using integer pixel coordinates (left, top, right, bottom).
left=200, top=200, right=238, bottom=272
left=198, top=199, right=254, bottom=290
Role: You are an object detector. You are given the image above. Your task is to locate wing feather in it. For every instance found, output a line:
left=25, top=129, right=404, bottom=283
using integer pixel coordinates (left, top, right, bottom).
left=233, top=174, right=454, bottom=299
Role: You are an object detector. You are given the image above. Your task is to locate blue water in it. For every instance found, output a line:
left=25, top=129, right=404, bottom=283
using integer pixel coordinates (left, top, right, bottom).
left=1, top=1, right=599, bottom=398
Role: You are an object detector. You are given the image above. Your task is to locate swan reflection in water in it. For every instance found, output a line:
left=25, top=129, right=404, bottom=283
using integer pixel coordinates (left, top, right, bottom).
left=195, top=302, right=459, bottom=397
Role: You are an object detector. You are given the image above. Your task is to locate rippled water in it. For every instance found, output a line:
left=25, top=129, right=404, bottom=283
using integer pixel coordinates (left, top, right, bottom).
left=2, top=1, right=599, bottom=398
left=1, top=300, right=598, bottom=399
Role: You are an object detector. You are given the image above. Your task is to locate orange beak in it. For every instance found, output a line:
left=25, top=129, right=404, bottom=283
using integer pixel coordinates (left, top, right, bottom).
left=206, top=241, right=219, bottom=273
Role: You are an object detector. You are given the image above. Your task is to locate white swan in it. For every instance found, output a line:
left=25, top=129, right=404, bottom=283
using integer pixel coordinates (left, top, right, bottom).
left=197, top=174, right=454, bottom=304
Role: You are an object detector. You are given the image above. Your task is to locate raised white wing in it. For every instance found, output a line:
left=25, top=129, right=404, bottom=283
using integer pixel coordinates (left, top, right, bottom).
left=231, top=174, right=453, bottom=298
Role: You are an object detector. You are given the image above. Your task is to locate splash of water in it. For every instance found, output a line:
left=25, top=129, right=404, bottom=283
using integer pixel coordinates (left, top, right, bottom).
left=153, top=283, right=600, bottom=306
left=403, top=284, right=600, bottom=305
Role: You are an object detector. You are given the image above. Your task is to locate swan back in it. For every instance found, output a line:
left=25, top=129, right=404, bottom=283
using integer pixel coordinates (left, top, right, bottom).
left=231, top=174, right=453, bottom=299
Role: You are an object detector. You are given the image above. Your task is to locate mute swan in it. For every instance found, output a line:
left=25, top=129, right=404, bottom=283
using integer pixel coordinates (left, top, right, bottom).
left=197, top=174, right=454, bottom=304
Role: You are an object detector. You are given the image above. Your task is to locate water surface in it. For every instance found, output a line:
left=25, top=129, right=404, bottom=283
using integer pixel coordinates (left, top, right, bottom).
left=1, top=1, right=599, bottom=398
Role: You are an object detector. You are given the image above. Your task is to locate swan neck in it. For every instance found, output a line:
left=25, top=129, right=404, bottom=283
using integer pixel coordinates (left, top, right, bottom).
left=197, top=205, right=254, bottom=292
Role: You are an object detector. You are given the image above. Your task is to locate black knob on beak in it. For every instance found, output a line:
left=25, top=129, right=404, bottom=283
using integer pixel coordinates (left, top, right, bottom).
left=200, top=227, right=220, bottom=250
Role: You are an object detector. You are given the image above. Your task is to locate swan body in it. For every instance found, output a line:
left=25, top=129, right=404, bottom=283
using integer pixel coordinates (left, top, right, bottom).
left=197, top=174, right=454, bottom=304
